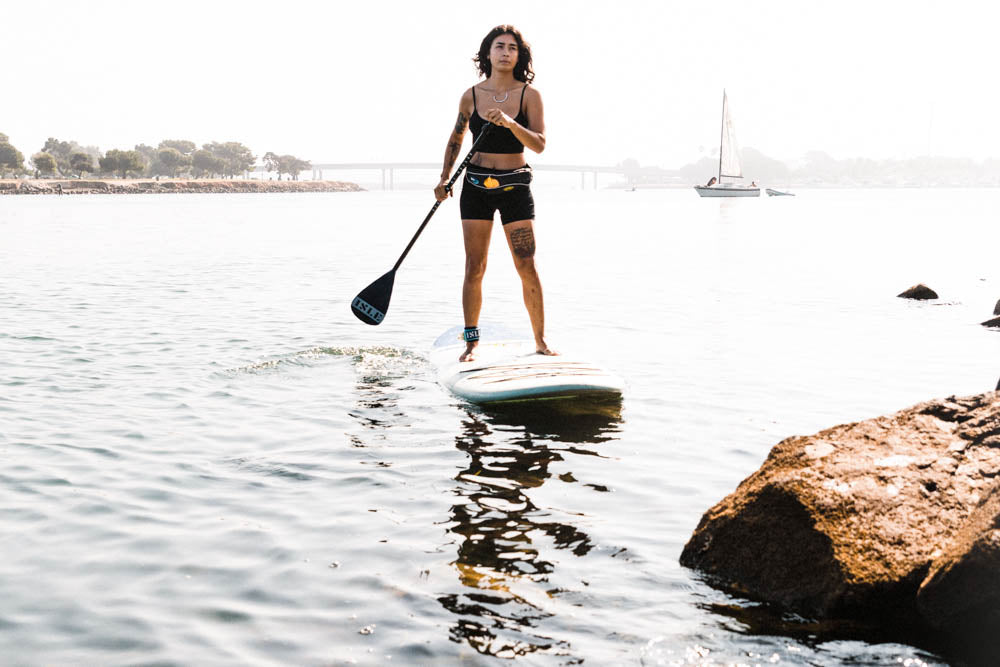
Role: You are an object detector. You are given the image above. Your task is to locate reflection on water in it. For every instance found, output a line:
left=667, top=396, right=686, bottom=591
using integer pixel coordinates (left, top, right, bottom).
left=439, top=399, right=623, bottom=659
left=700, top=602, right=949, bottom=664
left=347, top=347, right=420, bottom=434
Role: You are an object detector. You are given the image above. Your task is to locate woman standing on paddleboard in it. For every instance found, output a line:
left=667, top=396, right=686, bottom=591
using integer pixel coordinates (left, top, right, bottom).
left=434, top=24, right=556, bottom=363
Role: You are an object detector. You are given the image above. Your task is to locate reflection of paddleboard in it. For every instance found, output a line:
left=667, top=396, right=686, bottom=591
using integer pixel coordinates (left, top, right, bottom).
left=431, top=324, right=624, bottom=405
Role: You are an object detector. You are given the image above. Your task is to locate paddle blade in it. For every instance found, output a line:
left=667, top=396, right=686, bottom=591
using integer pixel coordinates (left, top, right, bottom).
left=351, top=270, right=395, bottom=325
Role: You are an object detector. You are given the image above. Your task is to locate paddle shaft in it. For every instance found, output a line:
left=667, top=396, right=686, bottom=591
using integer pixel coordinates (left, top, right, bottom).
left=391, top=124, right=494, bottom=272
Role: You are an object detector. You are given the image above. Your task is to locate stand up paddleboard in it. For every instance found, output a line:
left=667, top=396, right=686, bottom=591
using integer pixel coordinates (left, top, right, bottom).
left=431, top=324, right=624, bottom=405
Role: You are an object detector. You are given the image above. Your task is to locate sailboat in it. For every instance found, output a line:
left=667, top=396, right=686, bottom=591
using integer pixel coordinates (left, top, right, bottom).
left=694, top=90, right=760, bottom=197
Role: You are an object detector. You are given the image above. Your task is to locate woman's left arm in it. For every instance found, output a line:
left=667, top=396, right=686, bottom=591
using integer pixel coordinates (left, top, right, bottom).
left=484, top=87, right=546, bottom=153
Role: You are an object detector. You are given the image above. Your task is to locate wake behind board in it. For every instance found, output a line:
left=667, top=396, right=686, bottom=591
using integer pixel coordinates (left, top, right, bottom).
left=431, top=324, right=624, bottom=405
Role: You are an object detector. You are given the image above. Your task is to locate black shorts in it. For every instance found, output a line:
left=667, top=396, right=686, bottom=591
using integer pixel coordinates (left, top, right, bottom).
left=460, top=166, right=535, bottom=225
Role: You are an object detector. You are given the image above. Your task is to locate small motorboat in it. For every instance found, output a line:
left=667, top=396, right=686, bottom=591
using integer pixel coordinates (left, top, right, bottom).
left=766, top=188, right=795, bottom=197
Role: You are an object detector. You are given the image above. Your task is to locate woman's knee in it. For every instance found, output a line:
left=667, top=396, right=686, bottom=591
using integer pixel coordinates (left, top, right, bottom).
left=465, top=256, right=488, bottom=280
left=512, top=255, right=537, bottom=278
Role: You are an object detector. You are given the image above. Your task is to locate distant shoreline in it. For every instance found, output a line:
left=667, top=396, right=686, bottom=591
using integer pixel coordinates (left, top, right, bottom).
left=0, top=179, right=363, bottom=195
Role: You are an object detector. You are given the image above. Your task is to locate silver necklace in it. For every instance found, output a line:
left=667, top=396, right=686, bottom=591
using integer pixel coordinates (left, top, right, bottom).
left=491, top=90, right=509, bottom=103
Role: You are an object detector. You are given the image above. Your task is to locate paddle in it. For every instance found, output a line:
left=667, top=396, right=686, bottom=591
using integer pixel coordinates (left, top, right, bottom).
left=351, top=123, right=494, bottom=325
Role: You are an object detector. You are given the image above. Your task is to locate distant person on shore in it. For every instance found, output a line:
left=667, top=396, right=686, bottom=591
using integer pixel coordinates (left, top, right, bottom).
left=705, top=176, right=717, bottom=187
left=433, top=24, right=555, bottom=362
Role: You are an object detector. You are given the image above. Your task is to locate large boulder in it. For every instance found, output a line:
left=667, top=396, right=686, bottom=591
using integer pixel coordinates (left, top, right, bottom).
left=681, top=392, right=1000, bottom=625
left=897, top=284, right=938, bottom=300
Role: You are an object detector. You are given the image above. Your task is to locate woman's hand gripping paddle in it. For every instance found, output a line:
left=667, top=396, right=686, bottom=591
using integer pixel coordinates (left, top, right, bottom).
left=351, top=124, right=494, bottom=325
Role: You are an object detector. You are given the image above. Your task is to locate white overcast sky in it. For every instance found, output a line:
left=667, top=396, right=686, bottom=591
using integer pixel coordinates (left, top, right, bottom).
left=4, top=0, right=998, bottom=168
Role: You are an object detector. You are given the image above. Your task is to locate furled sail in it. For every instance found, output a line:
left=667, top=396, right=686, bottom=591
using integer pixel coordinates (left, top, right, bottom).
left=719, top=90, right=743, bottom=181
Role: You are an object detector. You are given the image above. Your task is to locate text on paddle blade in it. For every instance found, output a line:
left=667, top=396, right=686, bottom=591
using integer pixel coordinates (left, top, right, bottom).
left=352, top=297, right=385, bottom=323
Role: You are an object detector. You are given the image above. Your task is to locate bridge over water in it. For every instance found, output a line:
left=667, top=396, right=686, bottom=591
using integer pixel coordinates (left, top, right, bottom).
left=254, top=163, right=626, bottom=189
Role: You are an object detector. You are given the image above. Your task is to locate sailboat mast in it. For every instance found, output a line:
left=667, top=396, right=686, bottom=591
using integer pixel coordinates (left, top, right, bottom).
left=717, top=89, right=725, bottom=181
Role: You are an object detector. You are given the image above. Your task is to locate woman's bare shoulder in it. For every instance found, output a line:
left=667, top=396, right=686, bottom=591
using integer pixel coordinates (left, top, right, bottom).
left=523, top=85, right=543, bottom=102
left=459, top=86, right=476, bottom=108
left=522, top=85, right=543, bottom=109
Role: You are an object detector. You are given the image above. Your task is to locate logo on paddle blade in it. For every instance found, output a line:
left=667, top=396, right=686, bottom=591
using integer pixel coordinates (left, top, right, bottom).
left=352, top=297, right=385, bottom=323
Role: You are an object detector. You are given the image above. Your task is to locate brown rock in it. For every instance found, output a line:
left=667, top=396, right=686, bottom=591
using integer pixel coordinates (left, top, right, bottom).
left=916, top=482, right=1000, bottom=656
left=994, top=299, right=1000, bottom=316
left=897, top=284, right=938, bottom=300
left=680, top=392, right=1000, bottom=621
left=18, top=181, right=50, bottom=194
left=63, top=180, right=109, bottom=192
left=982, top=317, right=1000, bottom=329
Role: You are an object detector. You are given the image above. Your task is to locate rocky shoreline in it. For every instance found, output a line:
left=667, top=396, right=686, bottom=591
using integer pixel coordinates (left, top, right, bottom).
left=681, top=390, right=1000, bottom=664
left=0, top=179, right=363, bottom=195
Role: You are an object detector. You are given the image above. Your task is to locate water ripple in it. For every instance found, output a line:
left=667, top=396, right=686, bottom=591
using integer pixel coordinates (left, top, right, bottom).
left=2, top=190, right=991, bottom=664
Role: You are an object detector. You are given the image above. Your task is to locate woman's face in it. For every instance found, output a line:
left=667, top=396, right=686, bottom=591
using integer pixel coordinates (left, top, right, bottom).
left=488, top=33, right=519, bottom=72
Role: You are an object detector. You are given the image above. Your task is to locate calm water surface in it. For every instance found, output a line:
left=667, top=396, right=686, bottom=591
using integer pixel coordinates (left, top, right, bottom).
left=2, top=188, right=998, bottom=665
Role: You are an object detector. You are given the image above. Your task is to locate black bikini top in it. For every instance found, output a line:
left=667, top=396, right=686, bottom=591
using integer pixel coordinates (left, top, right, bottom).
left=469, top=85, right=528, bottom=154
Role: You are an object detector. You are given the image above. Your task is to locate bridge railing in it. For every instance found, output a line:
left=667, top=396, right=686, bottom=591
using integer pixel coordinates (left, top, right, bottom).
left=253, top=162, right=627, bottom=189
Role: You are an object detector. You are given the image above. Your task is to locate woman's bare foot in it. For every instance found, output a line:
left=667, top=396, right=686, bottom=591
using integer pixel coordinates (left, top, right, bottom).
left=535, top=340, right=558, bottom=356
left=459, top=342, right=478, bottom=362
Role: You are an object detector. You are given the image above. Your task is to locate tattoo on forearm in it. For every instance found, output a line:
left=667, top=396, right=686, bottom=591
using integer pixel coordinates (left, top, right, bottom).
left=444, top=141, right=460, bottom=171
left=454, top=112, right=468, bottom=135
left=510, top=227, right=536, bottom=258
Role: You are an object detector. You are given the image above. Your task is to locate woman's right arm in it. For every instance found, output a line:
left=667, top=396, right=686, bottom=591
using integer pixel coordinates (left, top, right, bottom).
left=434, top=90, right=473, bottom=201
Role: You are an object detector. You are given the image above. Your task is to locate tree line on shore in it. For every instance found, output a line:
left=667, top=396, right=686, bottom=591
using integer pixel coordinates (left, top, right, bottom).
left=0, top=133, right=311, bottom=181
left=675, top=149, right=1000, bottom=187
left=614, top=150, right=1000, bottom=187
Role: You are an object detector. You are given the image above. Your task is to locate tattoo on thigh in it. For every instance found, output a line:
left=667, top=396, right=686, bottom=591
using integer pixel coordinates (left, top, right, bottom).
left=510, top=227, right=536, bottom=258
left=454, top=112, right=468, bottom=135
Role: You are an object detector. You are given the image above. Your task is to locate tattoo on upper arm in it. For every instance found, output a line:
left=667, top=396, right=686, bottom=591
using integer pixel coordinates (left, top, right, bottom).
left=454, top=112, right=468, bottom=135
left=510, top=227, right=536, bottom=258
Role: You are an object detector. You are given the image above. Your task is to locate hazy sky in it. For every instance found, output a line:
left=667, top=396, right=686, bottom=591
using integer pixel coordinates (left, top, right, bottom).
left=5, top=0, right=998, bottom=168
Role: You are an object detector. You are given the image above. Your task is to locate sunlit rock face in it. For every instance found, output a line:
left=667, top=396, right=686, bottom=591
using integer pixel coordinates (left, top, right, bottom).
left=681, top=392, right=1000, bottom=636
left=897, top=283, right=938, bottom=300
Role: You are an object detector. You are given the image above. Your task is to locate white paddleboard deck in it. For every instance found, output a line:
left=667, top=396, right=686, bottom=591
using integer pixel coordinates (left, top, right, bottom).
left=431, top=325, right=624, bottom=405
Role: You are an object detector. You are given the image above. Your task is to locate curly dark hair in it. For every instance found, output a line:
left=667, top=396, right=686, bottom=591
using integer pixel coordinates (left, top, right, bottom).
left=473, top=25, right=534, bottom=83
